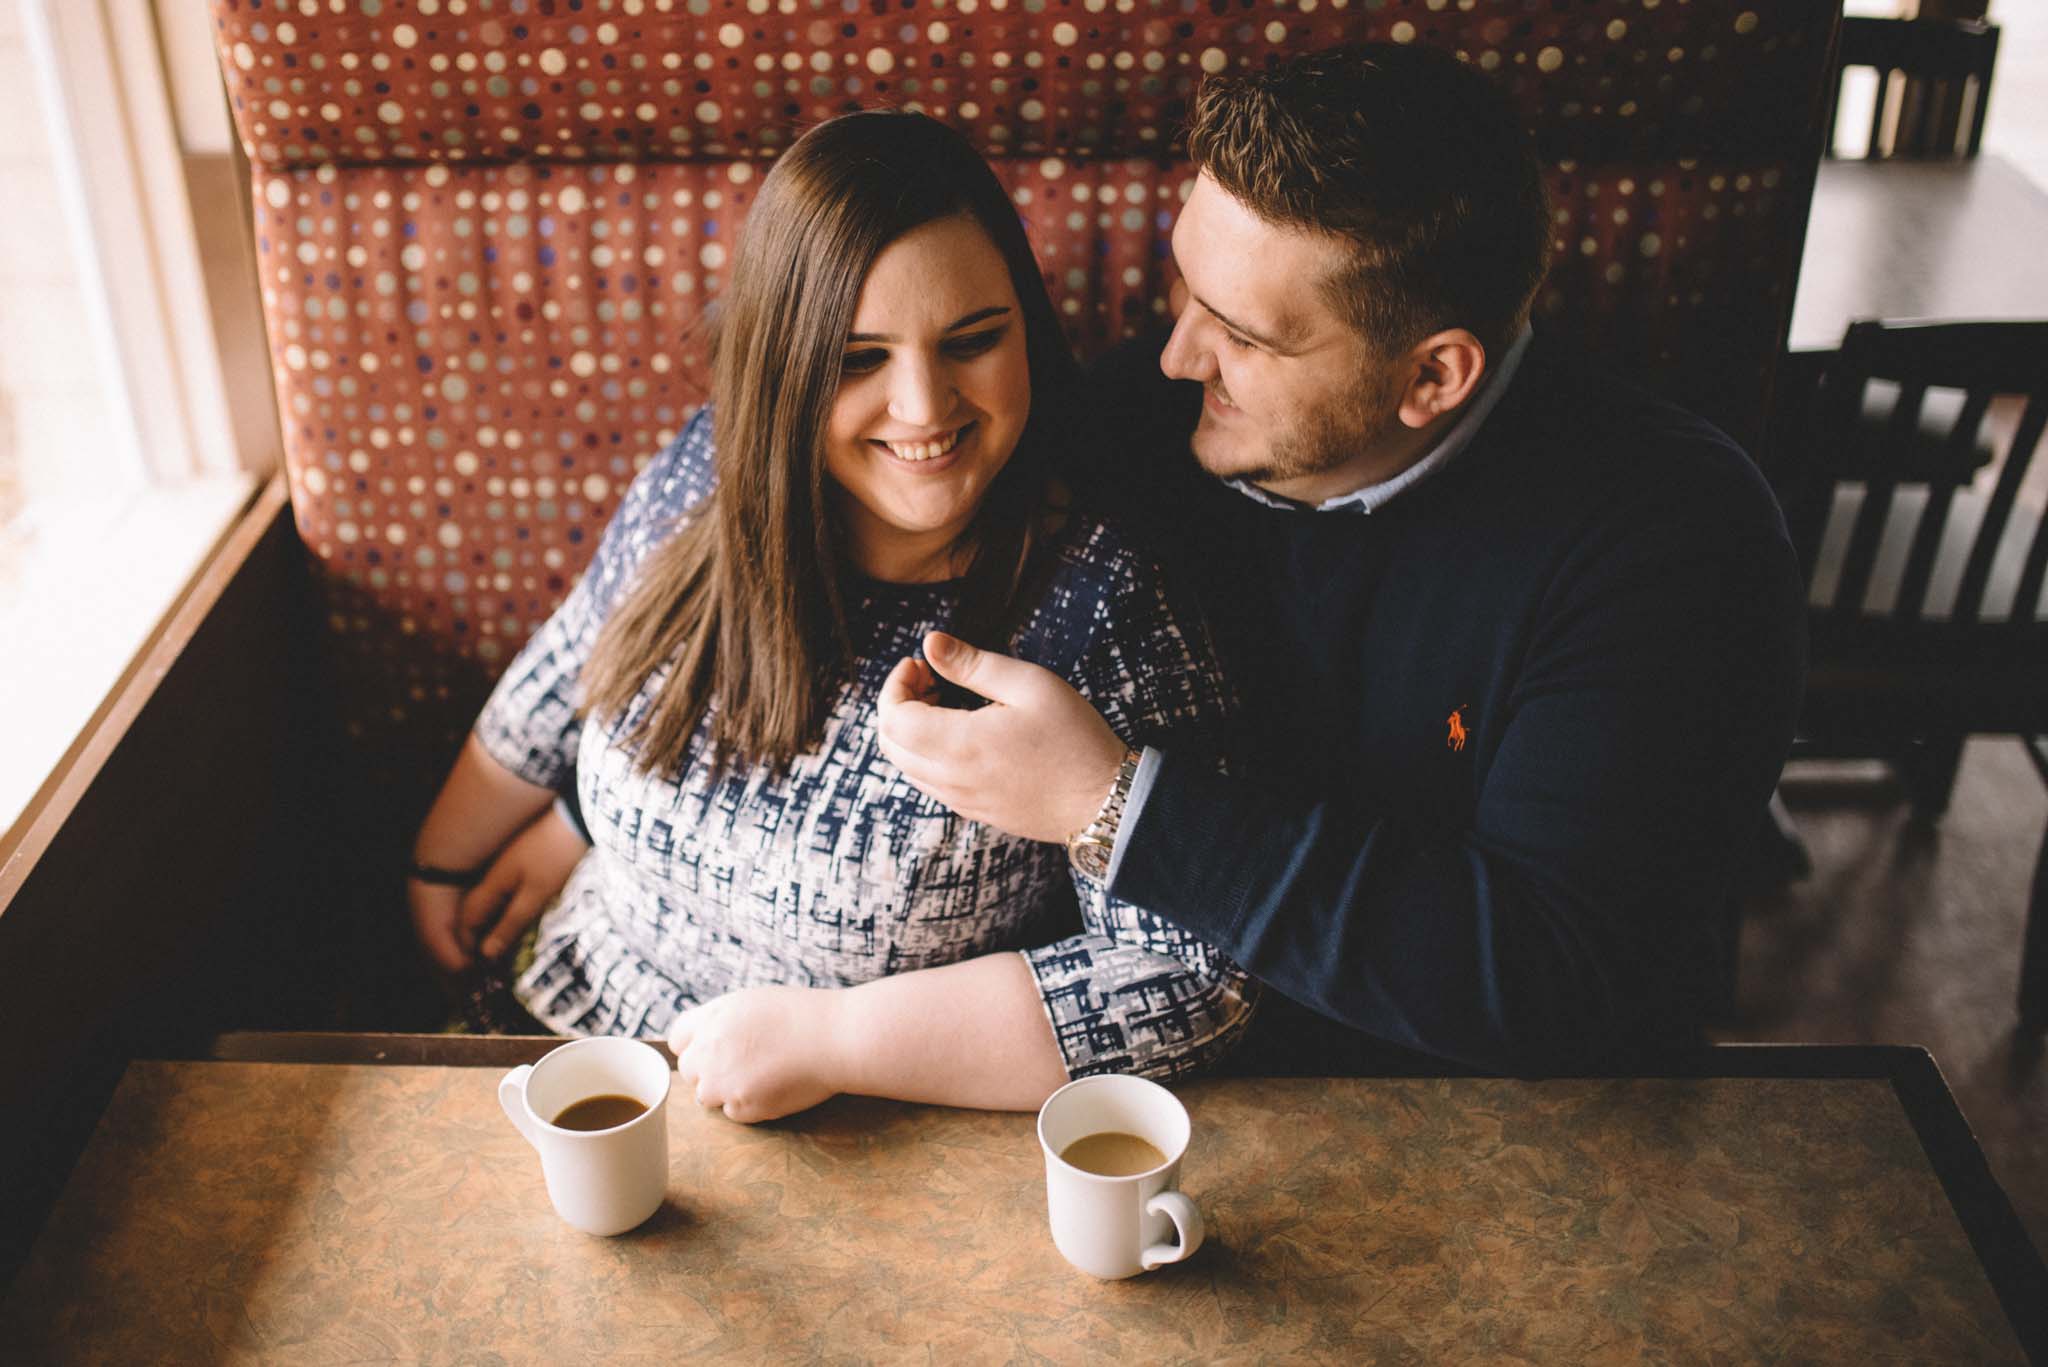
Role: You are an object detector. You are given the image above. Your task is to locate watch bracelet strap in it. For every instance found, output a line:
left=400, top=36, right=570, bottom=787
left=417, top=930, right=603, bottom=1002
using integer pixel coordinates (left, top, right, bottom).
left=1084, top=747, right=1145, bottom=844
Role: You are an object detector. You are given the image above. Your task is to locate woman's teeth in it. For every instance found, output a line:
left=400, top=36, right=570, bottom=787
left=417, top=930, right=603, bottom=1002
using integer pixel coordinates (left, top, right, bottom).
left=878, top=426, right=965, bottom=462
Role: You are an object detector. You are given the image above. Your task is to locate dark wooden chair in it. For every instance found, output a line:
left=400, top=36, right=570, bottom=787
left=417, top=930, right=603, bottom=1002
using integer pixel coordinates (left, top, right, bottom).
left=1774, top=16, right=2007, bottom=520
left=1784, top=319, right=2048, bottom=1027
left=1825, top=16, right=2001, bottom=161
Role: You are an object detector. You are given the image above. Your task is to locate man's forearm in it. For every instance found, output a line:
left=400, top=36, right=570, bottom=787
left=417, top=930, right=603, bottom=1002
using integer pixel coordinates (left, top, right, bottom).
left=1107, top=749, right=1727, bottom=1070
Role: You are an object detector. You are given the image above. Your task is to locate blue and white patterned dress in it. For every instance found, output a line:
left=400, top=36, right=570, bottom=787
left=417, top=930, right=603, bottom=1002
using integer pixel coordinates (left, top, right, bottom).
left=475, top=408, right=1258, bottom=1079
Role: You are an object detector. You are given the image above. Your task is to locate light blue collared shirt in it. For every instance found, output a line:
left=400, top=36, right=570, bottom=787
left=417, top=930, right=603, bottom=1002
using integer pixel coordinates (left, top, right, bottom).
left=1104, top=326, right=1533, bottom=887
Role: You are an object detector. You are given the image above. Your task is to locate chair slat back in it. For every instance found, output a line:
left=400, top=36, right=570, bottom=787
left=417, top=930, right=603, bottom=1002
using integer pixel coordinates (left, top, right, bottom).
left=1826, top=17, right=2001, bottom=160
left=1830, top=374, right=1927, bottom=614
left=1956, top=393, right=2048, bottom=626
left=2012, top=410, right=2048, bottom=630
left=1802, top=320, right=2048, bottom=627
left=1893, top=386, right=1996, bottom=614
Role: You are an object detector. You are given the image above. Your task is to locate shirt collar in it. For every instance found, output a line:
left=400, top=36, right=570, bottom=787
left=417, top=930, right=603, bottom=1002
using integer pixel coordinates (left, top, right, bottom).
left=1225, top=324, right=1534, bottom=515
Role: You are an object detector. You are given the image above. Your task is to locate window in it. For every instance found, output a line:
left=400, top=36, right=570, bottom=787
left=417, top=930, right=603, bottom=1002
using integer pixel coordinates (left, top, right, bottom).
left=0, top=0, right=276, bottom=833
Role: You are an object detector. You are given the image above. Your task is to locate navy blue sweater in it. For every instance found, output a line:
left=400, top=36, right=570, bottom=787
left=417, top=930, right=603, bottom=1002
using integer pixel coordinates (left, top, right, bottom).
left=1082, top=334, right=1807, bottom=1072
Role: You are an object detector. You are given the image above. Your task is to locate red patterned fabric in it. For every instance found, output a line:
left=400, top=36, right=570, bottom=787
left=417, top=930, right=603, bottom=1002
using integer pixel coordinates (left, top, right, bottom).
left=211, top=0, right=1837, bottom=773
left=214, top=1, right=1825, bottom=165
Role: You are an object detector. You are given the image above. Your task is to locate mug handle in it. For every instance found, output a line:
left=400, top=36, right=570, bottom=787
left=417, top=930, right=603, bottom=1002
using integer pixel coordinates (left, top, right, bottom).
left=1140, top=1191, right=1205, bottom=1269
left=498, top=1064, right=543, bottom=1148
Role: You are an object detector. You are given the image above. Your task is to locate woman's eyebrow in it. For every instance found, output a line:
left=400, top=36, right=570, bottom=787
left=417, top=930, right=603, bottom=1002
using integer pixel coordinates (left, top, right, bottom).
left=847, top=305, right=1012, bottom=344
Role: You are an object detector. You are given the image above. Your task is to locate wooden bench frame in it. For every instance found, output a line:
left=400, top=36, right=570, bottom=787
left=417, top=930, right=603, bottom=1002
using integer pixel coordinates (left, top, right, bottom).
left=0, top=476, right=325, bottom=1276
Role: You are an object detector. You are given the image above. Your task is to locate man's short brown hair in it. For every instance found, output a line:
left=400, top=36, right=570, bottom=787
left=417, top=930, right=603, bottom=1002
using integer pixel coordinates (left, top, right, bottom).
left=1187, top=44, right=1553, bottom=361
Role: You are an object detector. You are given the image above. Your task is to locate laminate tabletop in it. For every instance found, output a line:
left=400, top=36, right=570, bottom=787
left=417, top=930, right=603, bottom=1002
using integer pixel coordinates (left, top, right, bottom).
left=1790, top=156, right=2048, bottom=353
left=2, top=1038, right=2041, bottom=1364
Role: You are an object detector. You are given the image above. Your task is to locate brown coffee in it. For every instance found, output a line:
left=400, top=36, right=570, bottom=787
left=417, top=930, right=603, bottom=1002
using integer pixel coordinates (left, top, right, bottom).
left=1060, top=1131, right=1167, bottom=1177
left=551, top=1093, right=649, bottom=1132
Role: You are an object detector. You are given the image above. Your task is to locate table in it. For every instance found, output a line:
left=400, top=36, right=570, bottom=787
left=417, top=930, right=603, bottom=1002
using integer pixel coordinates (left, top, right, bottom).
left=1790, top=156, right=2048, bottom=353
left=3, top=1036, right=2044, bottom=1364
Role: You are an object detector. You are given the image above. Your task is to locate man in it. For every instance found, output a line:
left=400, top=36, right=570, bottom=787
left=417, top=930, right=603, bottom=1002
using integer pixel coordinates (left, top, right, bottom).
left=877, top=44, right=1806, bottom=1072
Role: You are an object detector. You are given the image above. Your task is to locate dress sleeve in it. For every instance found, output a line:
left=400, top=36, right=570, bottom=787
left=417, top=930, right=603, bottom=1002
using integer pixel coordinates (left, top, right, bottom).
left=1021, top=543, right=1262, bottom=1079
left=472, top=407, right=717, bottom=788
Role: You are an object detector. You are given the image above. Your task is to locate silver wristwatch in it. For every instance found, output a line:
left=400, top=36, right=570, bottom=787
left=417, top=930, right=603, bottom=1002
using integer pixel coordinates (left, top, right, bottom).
left=1066, top=748, right=1143, bottom=881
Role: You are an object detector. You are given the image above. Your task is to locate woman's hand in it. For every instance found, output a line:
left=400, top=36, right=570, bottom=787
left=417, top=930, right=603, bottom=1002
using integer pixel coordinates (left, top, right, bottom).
left=408, top=880, right=472, bottom=974
left=457, top=804, right=591, bottom=964
left=668, top=986, right=851, bottom=1124
left=407, top=734, right=565, bottom=973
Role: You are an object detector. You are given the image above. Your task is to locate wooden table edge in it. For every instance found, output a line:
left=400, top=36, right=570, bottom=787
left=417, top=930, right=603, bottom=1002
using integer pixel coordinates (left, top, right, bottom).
left=1884, top=1044, right=2048, bottom=1361
left=164, top=1030, right=1937, bottom=1074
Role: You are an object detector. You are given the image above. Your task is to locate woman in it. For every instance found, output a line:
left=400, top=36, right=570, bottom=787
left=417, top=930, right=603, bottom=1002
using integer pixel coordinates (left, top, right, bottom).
left=408, top=112, right=1254, bottom=1122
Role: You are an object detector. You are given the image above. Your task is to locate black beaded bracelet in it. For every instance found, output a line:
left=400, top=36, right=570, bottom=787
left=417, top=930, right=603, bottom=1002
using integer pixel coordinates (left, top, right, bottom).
left=406, top=860, right=485, bottom=889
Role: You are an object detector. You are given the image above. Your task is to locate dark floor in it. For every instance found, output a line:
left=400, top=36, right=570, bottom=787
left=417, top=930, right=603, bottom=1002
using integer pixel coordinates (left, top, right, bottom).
left=1722, top=737, right=2048, bottom=1259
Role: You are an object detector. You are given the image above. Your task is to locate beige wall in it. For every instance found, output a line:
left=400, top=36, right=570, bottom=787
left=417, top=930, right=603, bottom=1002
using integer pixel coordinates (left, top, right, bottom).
left=1983, top=1, right=2048, bottom=188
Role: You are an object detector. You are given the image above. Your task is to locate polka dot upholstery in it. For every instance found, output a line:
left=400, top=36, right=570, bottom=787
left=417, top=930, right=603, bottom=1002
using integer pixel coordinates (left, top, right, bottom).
left=216, top=0, right=1824, bottom=165
left=212, top=0, right=1838, bottom=781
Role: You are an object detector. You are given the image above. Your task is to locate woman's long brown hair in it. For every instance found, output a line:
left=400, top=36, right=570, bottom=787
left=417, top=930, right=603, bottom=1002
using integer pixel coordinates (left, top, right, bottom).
left=580, top=111, right=1079, bottom=775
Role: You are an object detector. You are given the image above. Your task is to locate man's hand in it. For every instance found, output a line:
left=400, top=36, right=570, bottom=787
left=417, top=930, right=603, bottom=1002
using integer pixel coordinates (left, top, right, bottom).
left=668, top=986, right=849, bottom=1124
left=460, top=804, right=591, bottom=962
left=876, top=631, right=1129, bottom=844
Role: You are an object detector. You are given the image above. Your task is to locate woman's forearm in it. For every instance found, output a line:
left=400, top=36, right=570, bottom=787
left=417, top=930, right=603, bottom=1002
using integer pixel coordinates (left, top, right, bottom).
left=412, top=732, right=560, bottom=870
left=833, top=952, right=1070, bottom=1111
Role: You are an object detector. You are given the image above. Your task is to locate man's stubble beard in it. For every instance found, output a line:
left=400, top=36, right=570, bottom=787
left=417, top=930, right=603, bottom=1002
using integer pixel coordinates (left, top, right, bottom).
left=1194, top=372, right=1404, bottom=491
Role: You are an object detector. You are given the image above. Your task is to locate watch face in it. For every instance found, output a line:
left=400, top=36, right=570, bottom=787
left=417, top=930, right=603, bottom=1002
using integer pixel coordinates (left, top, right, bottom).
left=1069, top=837, right=1113, bottom=881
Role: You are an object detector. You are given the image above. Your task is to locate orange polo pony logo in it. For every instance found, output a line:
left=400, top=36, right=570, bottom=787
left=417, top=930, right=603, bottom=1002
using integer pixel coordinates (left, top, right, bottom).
left=1446, top=705, right=1469, bottom=752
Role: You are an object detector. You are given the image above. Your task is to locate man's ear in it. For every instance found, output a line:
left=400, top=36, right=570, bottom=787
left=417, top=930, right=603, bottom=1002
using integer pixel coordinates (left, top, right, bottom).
left=1394, top=329, right=1488, bottom=430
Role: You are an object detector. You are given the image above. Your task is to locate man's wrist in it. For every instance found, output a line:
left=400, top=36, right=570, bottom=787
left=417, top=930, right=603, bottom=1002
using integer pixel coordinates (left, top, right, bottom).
left=1067, top=746, right=1143, bottom=881
left=1058, top=743, right=1124, bottom=838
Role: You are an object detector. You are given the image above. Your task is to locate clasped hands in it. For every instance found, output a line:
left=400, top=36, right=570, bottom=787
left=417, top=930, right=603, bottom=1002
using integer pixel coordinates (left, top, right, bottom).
left=409, top=802, right=590, bottom=975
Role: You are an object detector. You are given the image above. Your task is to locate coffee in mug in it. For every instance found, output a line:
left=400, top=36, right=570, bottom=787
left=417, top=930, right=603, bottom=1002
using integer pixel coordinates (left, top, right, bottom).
left=1037, top=1075, right=1204, bottom=1279
left=1059, top=1131, right=1167, bottom=1177
left=499, top=1037, right=671, bottom=1235
left=552, top=1094, right=649, bottom=1132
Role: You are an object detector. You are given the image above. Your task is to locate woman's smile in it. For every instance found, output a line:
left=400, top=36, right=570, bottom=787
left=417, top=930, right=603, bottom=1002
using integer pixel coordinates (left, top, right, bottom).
left=825, top=213, right=1032, bottom=583
left=869, top=419, right=976, bottom=471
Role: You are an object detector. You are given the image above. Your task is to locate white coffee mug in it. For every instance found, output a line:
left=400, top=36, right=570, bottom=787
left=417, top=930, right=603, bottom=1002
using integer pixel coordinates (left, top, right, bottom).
left=1037, top=1074, right=1205, bottom=1279
left=499, top=1037, right=671, bottom=1236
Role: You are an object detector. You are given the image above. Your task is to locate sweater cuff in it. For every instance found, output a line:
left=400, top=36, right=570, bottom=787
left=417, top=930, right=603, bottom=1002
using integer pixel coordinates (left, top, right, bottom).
left=1104, top=748, right=1252, bottom=946
left=1102, top=745, right=1165, bottom=890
